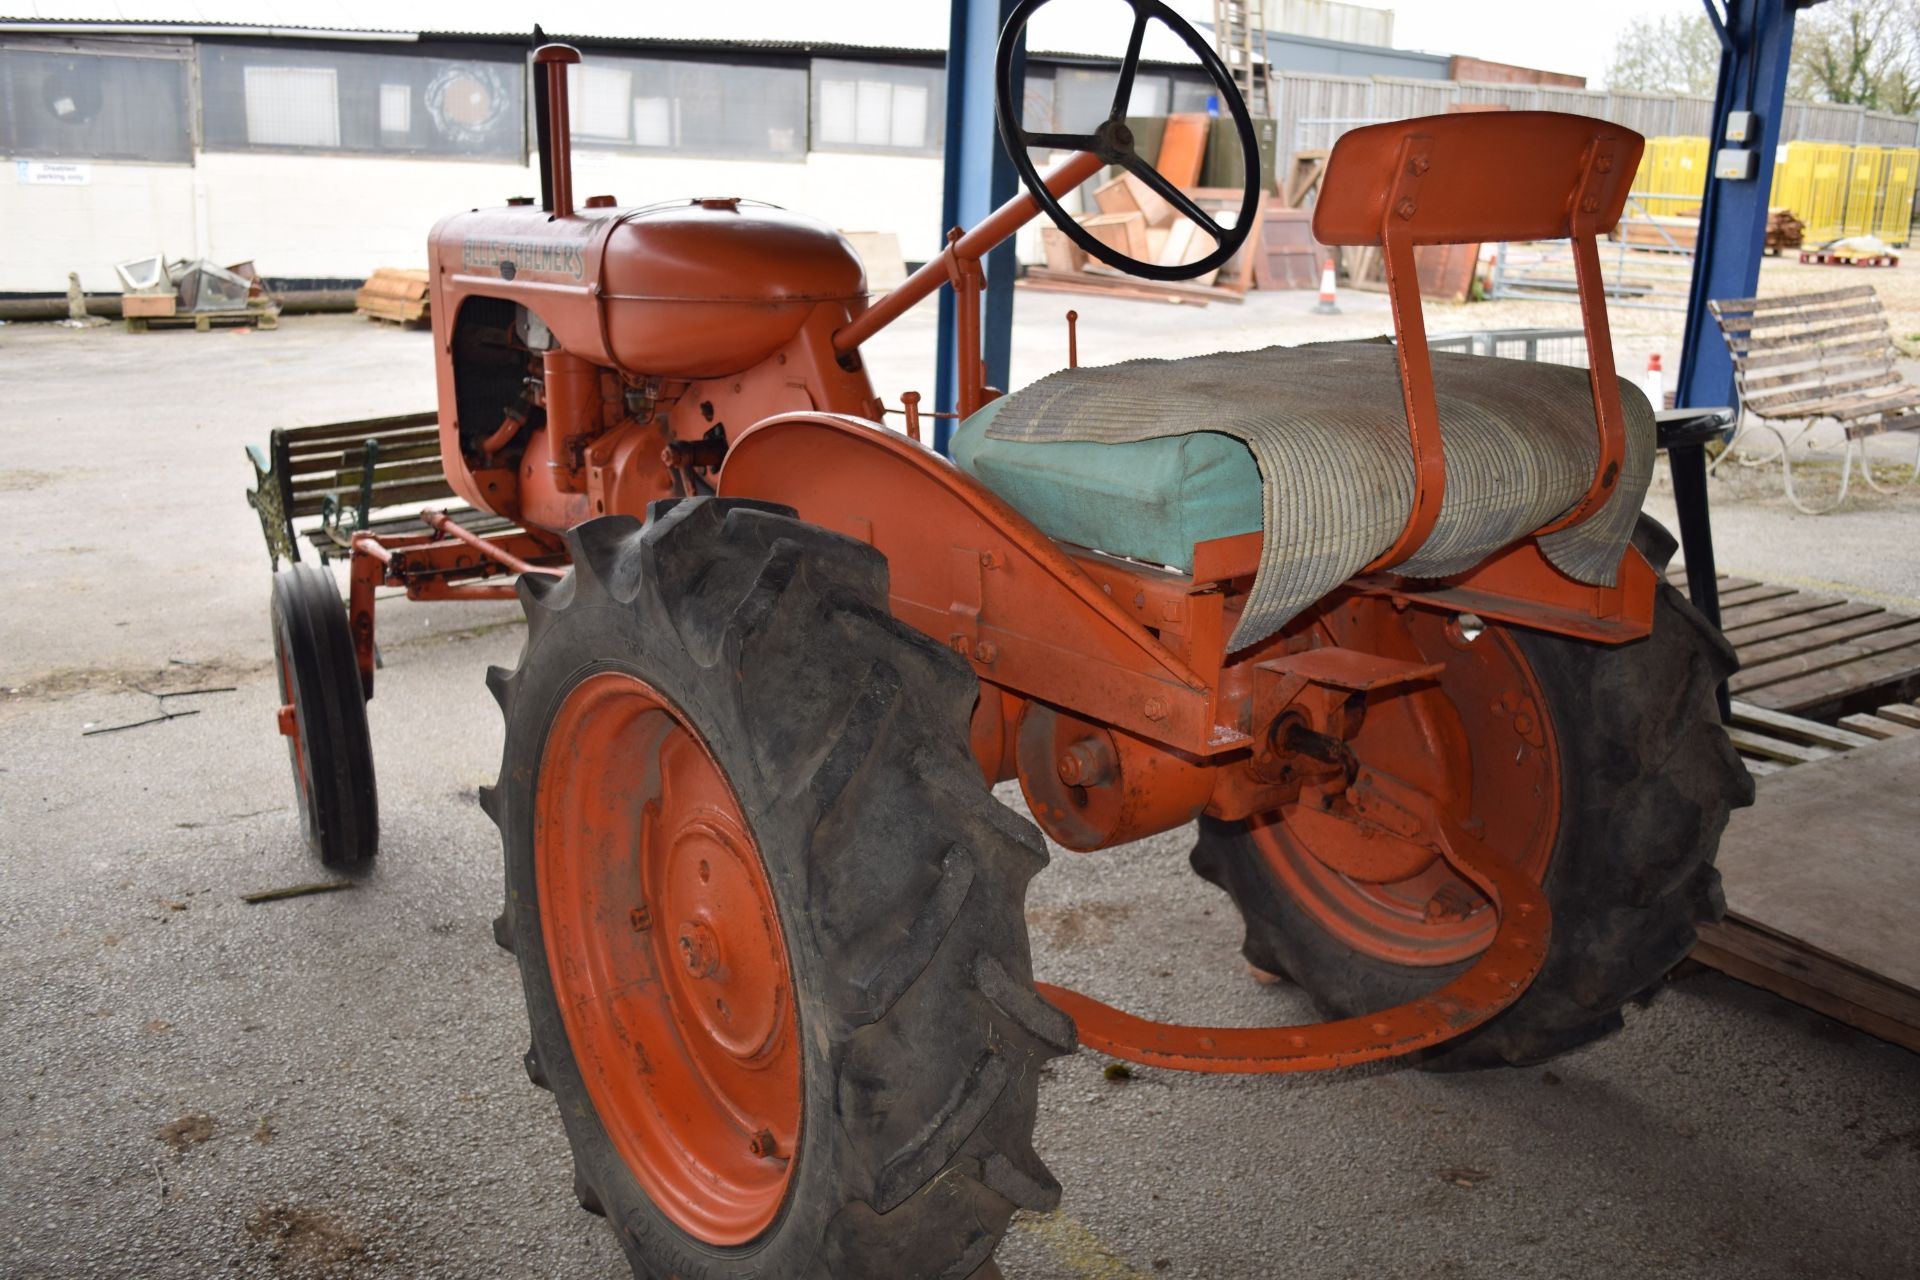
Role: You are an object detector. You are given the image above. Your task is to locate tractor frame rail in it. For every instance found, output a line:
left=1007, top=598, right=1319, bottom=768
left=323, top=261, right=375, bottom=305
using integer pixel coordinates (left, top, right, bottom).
left=346, top=509, right=569, bottom=698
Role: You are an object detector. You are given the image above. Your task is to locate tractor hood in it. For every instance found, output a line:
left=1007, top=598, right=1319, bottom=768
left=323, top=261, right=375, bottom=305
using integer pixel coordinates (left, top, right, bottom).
left=430, top=198, right=867, bottom=379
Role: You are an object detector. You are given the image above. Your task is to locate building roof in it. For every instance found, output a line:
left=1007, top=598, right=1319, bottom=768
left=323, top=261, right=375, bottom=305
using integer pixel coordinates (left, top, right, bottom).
left=0, top=0, right=1220, bottom=61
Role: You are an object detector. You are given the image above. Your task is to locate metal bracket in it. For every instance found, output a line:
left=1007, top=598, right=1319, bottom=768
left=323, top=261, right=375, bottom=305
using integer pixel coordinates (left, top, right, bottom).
left=1037, top=786, right=1552, bottom=1072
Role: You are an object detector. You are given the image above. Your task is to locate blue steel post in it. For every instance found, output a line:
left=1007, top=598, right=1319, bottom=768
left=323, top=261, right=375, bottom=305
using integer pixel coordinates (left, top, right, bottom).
left=1674, top=0, right=1801, bottom=413
left=934, top=0, right=1025, bottom=454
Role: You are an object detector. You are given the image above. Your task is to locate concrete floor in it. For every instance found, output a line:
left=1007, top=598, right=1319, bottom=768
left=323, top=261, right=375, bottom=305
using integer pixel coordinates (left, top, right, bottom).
left=3, top=298, right=1918, bottom=1279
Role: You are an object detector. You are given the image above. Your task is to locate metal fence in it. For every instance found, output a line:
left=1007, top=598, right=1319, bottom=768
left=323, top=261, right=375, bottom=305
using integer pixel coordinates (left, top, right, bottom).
left=1429, top=327, right=1589, bottom=367
left=1276, top=69, right=1920, bottom=167
left=1488, top=194, right=1699, bottom=312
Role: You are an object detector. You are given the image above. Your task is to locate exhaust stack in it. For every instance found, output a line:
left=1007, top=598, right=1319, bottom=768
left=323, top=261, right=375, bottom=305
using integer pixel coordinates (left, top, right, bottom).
left=532, top=44, right=580, bottom=219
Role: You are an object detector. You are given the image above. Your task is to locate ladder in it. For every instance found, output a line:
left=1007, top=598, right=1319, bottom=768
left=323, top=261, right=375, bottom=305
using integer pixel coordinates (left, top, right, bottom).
left=1213, top=0, right=1273, bottom=117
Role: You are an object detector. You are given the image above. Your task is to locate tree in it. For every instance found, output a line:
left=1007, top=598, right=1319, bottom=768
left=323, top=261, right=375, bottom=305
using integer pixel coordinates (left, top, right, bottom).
left=1789, top=0, right=1920, bottom=114
left=1606, top=12, right=1724, bottom=96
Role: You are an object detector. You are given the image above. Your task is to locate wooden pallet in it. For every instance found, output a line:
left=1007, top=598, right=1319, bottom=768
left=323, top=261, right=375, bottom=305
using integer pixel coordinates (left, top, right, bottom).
left=1672, top=569, right=1920, bottom=720
left=1797, top=248, right=1899, bottom=267
left=1692, top=731, right=1920, bottom=1054
left=1724, top=698, right=1878, bottom=777
left=127, top=305, right=279, bottom=333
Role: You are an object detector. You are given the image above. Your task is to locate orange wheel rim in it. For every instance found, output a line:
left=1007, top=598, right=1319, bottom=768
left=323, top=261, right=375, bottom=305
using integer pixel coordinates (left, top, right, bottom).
left=275, top=638, right=309, bottom=801
left=1253, top=606, right=1561, bottom=967
left=536, top=671, right=800, bottom=1245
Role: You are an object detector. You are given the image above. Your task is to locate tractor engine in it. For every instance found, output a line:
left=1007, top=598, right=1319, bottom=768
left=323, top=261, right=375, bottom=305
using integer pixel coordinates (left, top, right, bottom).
left=426, top=196, right=876, bottom=540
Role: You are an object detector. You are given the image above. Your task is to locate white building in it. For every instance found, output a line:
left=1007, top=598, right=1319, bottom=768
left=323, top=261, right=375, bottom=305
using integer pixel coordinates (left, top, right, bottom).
left=1, top=2, right=1261, bottom=293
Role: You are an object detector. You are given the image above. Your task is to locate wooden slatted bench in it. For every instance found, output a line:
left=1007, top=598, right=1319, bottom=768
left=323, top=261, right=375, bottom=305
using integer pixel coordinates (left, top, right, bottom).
left=245, top=410, right=517, bottom=568
left=1710, top=284, right=1920, bottom=513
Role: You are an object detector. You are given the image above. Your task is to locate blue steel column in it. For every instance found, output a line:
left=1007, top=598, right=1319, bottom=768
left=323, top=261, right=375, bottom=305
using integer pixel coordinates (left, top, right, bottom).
left=1675, top=0, right=1801, bottom=412
left=934, top=0, right=1025, bottom=454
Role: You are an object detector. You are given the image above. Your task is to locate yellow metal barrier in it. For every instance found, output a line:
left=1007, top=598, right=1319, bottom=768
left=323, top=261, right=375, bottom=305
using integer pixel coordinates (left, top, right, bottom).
left=1844, top=146, right=1884, bottom=237
left=1800, top=142, right=1854, bottom=241
left=1640, top=136, right=1708, bottom=216
left=1637, top=137, right=1915, bottom=247
left=1876, top=148, right=1917, bottom=245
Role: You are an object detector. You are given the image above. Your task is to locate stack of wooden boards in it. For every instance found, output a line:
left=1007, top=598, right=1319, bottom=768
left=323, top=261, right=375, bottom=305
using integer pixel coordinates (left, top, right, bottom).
left=1765, top=206, right=1806, bottom=254
left=1610, top=205, right=1806, bottom=257
left=1693, top=722, right=1920, bottom=1055
left=1669, top=567, right=1920, bottom=1053
left=356, top=268, right=431, bottom=327
left=1024, top=113, right=1267, bottom=307
left=1674, top=567, right=1920, bottom=723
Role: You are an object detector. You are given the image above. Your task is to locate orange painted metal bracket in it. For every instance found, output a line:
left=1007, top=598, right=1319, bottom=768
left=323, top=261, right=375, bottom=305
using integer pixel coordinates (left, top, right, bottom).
left=1039, top=792, right=1552, bottom=1072
left=1362, top=538, right=1657, bottom=645
left=1312, top=112, right=1645, bottom=572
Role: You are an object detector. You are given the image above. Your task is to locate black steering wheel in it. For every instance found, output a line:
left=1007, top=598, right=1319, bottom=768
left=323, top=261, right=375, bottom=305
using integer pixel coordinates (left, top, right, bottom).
left=995, top=0, right=1261, bottom=281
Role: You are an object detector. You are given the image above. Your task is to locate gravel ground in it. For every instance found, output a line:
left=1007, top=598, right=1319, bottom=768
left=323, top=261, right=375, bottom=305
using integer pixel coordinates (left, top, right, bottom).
left=3, top=287, right=1918, bottom=1279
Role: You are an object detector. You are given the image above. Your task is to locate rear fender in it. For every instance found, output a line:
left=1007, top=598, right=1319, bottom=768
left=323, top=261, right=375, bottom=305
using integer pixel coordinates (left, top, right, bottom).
left=717, top=413, right=1235, bottom=755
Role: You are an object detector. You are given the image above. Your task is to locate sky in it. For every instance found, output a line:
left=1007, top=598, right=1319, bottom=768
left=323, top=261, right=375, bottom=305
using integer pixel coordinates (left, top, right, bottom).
left=1383, top=0, right=1706, bottom=86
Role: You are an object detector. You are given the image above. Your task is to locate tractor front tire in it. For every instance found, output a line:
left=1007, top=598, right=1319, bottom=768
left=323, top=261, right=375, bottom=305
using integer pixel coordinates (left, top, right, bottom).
left=1193, top=517, right=1753, bottom=1069
left=485, top=499, right=1071, bottom=1280
left=270, top=563, right=378, bottom=869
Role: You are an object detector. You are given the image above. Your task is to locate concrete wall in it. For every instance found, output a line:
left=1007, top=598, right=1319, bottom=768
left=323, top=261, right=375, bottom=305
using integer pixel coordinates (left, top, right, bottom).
left=1, top=147, right=944, bottom=294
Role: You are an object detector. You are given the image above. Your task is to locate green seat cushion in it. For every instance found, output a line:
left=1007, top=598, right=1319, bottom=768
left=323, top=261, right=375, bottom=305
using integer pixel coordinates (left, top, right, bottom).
left=950, top=395, right=1261, bottom=571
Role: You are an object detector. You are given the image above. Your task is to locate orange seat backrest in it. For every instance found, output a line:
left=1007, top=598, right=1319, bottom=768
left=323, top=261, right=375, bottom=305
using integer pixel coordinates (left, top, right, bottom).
left=1310, top=112, right=1646, bottom=571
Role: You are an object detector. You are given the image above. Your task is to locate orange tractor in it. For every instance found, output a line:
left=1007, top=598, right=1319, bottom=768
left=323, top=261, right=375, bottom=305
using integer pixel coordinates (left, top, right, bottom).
left=265, top=4, right=1749, bottom=1275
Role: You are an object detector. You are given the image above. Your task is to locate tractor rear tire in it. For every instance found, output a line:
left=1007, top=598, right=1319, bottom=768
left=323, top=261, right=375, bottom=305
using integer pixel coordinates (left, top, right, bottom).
left=270, top=563, right=378, bottom=869
left=1192, top=517, right=1753, bottom=1069
left=485, top=498, right=1071, bottom=1280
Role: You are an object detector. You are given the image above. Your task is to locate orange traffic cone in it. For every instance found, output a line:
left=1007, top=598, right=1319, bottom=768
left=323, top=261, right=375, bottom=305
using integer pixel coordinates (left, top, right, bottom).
left=1642, top=353, right=1664, bottom=408
left=1313, top=257, right=1340, bottom=314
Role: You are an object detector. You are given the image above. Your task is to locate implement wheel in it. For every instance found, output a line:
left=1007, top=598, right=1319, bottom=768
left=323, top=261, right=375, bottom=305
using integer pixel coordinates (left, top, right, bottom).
left=485, top=498, right=1070, bottom=1279
left=270, top=563, right=378, bottom=869
left=1193, top=518, right=1753, bottom=1068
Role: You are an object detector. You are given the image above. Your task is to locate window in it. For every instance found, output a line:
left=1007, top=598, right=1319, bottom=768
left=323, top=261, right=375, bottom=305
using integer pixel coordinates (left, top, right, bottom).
left=200, top=42, right=524, bottom=159
left=1170, top=74, right=1216, bottom=114
left=811, top=59, right=944, bottom=154
left=572, top=63, right=634, bottom=141
left=564, top=55, right=806, bottom=159
left=379, top=83, right=411, bottom=135
left=1052, top=65, right=1174, bottom=131
left=243, top=66, right=341, bottom=148
left=0, top=43, right=192, bottom=163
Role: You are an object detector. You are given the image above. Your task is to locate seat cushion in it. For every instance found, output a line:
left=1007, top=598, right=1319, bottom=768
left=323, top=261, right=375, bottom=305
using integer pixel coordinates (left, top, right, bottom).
left=951, top=340, right=1654, bottom=649
left=951, top=395, right=1261, bottom=571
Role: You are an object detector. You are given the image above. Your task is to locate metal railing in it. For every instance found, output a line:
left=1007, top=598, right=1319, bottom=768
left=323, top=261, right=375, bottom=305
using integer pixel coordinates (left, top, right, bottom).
left=1488, top=195, right=1695, bottom=312
left=1427, top=328, right=1589, bottom=367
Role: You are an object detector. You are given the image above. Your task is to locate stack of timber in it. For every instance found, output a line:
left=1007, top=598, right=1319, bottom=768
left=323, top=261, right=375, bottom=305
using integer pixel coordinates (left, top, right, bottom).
left=1672, top=568, right=1920, bottom=723
left=1030, top=170, right=1252, bottom=305
left=1663, top=568, right=1920, bottom=1052
left=1024, top=113, right=1255, bottom=306
left=1610, top=204, right=1700, bottom=253
left=1692, top=729, right=1920, bottom=1055
left=1765, top=207, right=1806, bottom=255
left=1341, top=240, right=1482, bottom=304
left=355, top=268, right=431, bottom=327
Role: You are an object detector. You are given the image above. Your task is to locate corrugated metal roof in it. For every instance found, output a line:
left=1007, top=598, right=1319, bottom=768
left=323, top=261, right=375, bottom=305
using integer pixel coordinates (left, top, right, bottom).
left=0, top=0, right=1222, bottom=60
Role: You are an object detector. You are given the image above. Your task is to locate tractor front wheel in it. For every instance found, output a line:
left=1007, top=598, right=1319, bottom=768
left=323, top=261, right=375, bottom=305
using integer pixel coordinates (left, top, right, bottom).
left=1193, top=518, right=1753, bottom=1069
left=486, top=498, right=1070, bottom=1279
left=270, top=563, right=378, bottom=869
